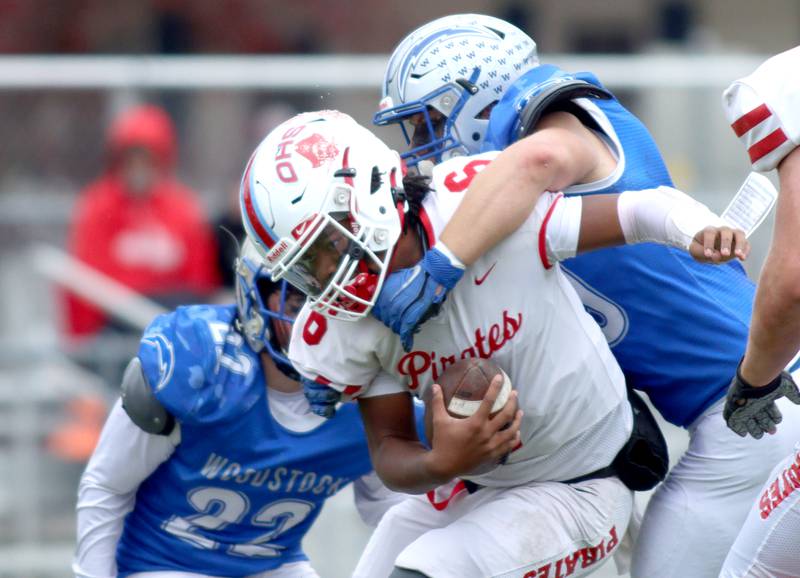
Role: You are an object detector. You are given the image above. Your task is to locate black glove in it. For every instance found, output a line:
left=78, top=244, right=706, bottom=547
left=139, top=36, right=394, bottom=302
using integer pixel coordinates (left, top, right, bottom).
left=723, top=362, right=800, bottom=439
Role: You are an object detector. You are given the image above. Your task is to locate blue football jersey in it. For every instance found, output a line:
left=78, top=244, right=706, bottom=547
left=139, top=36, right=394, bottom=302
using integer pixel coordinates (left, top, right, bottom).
left=115, top=305, right=384, bottom=576
left=484, top=66, right=755, bottom=427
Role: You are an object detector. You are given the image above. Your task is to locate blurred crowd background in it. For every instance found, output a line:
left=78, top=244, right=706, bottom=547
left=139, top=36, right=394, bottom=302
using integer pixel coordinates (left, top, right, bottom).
left=0, top=1, right=798, bottom=576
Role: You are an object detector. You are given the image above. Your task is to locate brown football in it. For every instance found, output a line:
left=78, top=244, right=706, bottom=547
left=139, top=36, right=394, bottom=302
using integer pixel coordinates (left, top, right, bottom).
left=423, top=357, right=512, bottom=445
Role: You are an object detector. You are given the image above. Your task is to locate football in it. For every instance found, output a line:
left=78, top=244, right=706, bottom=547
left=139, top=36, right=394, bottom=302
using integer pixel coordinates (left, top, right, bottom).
left=439, top=357, right=511, bottom=418
left=423, top=358, right=512, bottom=443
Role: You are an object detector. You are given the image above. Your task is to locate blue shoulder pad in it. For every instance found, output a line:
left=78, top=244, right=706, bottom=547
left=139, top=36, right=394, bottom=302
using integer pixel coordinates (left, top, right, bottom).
left=483, top=65, right=611, bottom=151
left=138, top=305, right=262, bottom=425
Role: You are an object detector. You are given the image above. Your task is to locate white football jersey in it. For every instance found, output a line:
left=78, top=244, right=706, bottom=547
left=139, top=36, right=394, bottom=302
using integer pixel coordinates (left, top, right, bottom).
left=290, top=152, right=631, bottom=485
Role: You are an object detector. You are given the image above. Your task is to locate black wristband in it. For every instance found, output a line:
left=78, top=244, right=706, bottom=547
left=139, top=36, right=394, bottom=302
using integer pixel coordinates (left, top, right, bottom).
left=735, top=360, right=783, bottom=398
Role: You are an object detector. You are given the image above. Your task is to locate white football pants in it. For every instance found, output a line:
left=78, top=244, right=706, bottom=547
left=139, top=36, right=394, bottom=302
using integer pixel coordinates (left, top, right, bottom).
left=720, top=443, right=800, bottom=578
left=631, top=397, right=800, bottom=578
left=353, top=476, right=633, bottom=578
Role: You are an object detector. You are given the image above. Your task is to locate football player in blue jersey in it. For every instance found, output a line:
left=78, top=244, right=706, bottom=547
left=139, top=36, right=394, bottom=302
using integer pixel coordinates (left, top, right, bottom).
left=73, top=238, right=411, bottom=578
left=366, top=14, right=800, bottom=578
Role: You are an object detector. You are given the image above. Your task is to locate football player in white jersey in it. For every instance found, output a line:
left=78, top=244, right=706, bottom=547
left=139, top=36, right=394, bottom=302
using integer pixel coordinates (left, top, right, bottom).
left=719, top=46, right=800, bottom=578
left=240, top=110, right=746, bottom=578
left=369, top=15, right=800, bottom=578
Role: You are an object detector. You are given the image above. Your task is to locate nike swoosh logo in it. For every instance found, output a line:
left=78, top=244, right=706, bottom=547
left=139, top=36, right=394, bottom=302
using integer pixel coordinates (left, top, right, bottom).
left=474, top=262, right=497, bottom=286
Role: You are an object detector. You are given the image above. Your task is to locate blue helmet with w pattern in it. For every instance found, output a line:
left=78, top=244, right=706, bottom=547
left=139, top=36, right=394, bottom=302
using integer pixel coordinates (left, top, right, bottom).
left=374, top=14, right=538, bottom=166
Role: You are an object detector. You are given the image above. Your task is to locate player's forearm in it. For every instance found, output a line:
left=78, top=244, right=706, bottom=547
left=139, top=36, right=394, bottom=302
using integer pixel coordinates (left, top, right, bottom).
left=740, top=149, right=800, bottom=385
left=549, top=187, right=722, bottom=259
left=352, top=472, right=407, bottom=527
left=371, top=436, right=452, bottom=494
left=614, top=186, right=723, bottom=251
left=73, top=478, right=135, bottom=578
left=74, top=400, right=176, bottom=577
left=741, top=268, right=800, bottom=385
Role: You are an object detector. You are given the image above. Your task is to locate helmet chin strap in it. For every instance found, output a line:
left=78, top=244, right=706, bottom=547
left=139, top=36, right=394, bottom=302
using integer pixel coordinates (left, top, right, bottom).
left=266, top=324, right=300, bottom=381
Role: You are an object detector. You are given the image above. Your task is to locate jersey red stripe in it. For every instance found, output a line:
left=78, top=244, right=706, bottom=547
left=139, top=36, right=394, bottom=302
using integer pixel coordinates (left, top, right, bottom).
left=731, top=103, right=772, bottom=137
left=538, top=193, right=564, bottom=270
left=748, top=128, right=789, bottom=164
left=426, top=480, right=467, bottom=511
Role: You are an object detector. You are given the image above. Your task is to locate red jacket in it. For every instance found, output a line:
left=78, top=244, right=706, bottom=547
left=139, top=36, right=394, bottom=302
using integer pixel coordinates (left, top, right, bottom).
left=64, top=105, right=220, bottom=337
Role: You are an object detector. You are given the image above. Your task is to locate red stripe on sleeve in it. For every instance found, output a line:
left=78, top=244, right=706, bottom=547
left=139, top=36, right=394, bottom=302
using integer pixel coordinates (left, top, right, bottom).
left=538, top=193, right=564, bottom=270
left=731, top=104, right=772, bottom=137
left=748, top=128, right=789, bottom=164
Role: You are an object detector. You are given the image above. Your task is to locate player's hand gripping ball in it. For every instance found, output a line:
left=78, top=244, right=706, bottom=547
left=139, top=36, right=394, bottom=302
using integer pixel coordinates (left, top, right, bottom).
left=424, top=358, right=517, bottom=476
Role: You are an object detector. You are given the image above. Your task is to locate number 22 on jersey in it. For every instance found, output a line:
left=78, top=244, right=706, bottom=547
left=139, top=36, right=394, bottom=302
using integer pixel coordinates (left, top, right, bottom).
left=163, top=487, right=314, bottom=557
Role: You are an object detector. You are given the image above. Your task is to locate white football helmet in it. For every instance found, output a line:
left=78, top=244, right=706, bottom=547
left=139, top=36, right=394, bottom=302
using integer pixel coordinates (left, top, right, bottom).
left=240, top=110, right=403, bottom=321
left=374, top=14, right=538, bottom=166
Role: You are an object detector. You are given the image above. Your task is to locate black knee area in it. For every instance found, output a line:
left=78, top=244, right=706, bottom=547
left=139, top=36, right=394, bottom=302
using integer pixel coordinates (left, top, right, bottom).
left=390, top=568, right=430, bottom=578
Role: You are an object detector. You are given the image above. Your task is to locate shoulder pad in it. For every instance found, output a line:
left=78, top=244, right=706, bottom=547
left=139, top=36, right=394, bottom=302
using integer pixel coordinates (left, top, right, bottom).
left=138, top=305, right=262, bottom=425
left=483, top=65, right=612, bottom=151
left=121, top=357, right=175, bottom=435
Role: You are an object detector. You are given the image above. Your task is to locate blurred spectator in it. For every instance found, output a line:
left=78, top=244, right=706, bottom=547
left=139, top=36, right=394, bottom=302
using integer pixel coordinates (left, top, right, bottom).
left=63, top=104, right=220, bottom=338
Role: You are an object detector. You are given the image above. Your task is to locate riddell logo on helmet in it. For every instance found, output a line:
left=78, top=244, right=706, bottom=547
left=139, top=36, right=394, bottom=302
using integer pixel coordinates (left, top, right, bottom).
left=295, top=133, right=339, bottom=168
left=266, top=239, right=290, bottom=264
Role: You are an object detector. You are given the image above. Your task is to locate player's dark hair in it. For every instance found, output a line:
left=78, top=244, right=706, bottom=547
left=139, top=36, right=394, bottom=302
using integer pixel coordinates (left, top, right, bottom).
left=399, top=173, right=431, bottom=234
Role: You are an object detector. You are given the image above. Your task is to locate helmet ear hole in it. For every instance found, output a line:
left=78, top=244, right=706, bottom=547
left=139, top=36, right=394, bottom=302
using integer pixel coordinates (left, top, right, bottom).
left=370, top=166, right=384, bottom=194
left=475, top=101, right=498, bottom=120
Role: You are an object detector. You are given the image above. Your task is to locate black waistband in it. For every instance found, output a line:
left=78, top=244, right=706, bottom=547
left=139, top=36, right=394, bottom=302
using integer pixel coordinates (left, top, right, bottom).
left=461, top=463, right=617, bottom=495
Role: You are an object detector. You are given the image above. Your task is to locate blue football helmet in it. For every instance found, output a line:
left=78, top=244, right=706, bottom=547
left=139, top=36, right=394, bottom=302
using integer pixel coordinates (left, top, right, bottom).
left=235, top=238, right=303, bottom=369
left=374, top=14, right=538, bottom=167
